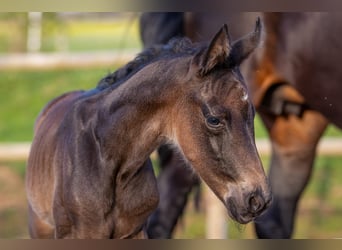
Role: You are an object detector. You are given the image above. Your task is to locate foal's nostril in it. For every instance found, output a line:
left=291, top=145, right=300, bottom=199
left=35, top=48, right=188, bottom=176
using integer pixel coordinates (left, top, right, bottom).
left=248, top=194, right=264, bottom=214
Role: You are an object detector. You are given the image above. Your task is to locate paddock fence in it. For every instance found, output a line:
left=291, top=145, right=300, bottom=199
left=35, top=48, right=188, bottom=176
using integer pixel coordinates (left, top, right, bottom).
left=0, top=50, right=140, bottom=71
left=1, top=138, right=342, bottom=162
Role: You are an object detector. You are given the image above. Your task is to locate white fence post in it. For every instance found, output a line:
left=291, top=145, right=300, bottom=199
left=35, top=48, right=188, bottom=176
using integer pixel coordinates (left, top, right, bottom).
left=204, top=183, right=228, bottom=239
left=27, top=12, right=42, bottom=53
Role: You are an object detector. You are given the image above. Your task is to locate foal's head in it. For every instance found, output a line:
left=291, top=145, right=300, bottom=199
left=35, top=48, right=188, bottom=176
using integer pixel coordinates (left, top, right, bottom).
left=167, top=19, right=271, bottom=224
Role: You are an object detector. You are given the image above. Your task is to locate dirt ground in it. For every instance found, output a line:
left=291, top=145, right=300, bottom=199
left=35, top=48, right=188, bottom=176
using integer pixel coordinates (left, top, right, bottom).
left=0, top=165, right=29, bottom=238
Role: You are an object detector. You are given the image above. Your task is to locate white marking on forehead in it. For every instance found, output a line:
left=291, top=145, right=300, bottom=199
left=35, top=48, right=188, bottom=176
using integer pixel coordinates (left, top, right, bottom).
left=241, top=91, right=248, bottom=102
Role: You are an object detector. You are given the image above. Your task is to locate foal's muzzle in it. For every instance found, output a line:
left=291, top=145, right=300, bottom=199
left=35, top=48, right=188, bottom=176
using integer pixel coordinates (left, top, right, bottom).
left=246, top=189, right=272, bottom=215
left=226, top=188, right=272, bottom=224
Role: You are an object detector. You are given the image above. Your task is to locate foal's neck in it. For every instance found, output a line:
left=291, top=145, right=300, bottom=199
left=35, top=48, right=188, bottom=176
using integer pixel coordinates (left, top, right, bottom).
left=95, top=61, right=183, bottom=169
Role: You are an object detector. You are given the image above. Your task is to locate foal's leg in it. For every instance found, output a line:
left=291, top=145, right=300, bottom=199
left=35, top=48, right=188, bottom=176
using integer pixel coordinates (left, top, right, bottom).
left=28, top=203, right=54, bottom=238
left=51, top=159, right=159, bottom=239
left=255, top=110, right=328, bottom=238
left=115, top=159, right=159, bottom=239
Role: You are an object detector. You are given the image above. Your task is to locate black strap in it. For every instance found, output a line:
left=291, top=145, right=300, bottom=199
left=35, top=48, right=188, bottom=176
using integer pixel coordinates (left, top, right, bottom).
left=259, top=82, right=310, bottom=117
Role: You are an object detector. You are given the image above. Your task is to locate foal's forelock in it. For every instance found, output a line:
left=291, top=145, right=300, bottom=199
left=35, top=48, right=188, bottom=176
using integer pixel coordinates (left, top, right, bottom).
left=198, top=70, right=249, bottom=105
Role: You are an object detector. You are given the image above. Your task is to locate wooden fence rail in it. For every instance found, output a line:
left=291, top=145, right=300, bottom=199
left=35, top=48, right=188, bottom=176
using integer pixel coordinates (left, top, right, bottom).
left=1, top=138, right=342, bottom=162
left=0, top=50, right=139, bottom=71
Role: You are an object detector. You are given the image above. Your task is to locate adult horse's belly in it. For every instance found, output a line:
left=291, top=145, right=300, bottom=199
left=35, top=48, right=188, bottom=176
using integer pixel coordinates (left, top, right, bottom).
left=273, top=13, right=342, bottom=129
left=298, top=82, right=342, bottom=129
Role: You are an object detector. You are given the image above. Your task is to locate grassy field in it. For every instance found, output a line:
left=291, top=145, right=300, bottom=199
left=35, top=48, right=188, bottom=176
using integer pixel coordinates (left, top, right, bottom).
left=0, top=13, right=342, bottom=239
left=0, top=68, right=115, bottom=141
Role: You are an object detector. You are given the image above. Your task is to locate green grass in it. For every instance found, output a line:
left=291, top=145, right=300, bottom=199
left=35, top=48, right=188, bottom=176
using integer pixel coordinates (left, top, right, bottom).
left=0, top=67, right=119, bottom=141
left=0, top=207, right=27, bottom=238
left=0, top=161, right=26, bottom=179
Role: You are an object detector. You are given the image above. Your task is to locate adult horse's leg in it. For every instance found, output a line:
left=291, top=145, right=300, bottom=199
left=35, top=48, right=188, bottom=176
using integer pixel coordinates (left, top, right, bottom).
left=255, top=109, right=328, bottom=238
left=146, top=145, right=200, bottom=238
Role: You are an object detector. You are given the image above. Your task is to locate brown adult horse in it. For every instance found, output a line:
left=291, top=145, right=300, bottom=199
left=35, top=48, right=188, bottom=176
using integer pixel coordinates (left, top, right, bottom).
left=26, top=21, right=271, bottom=239
left=140, top=12, right=342, bottom=238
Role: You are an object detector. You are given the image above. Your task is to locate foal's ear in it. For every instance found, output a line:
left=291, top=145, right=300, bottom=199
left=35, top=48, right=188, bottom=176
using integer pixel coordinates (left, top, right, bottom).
left=229, top=17, right=262, bottom=66
left=194, top=24, right=232, bottom=76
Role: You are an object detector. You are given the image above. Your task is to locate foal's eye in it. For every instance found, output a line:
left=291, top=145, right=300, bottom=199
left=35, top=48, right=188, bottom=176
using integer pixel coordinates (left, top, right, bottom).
left=206, top=116, right=221, bottom=127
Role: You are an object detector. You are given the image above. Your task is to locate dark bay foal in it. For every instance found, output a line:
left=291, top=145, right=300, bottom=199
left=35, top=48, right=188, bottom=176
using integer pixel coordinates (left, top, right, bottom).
left=26, top=20, right=271, bottom=238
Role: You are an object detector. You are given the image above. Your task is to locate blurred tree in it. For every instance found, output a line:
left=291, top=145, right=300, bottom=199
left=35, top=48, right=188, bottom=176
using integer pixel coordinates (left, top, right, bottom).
left=0, top=13, right=27, bottom=52
left=41, top=13, right=68, bottom=52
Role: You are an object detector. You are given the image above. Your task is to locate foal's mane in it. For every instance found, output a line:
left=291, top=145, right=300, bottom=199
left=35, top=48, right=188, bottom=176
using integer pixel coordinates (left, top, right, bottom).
left=97, top=37, right=198, bottom=90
